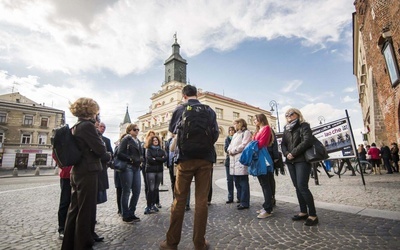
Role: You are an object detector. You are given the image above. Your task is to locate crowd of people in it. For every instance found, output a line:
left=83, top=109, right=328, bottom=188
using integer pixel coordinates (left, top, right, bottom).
left=358, top=142, right=399, bottom=174
left=57, top=90, right=399, bottom=249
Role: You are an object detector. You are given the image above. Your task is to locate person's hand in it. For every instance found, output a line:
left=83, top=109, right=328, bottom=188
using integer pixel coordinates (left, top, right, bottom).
left=287, top=153, right=294, bottom=160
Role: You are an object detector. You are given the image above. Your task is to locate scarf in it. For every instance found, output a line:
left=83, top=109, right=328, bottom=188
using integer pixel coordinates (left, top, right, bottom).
left=285, top=119, right=299, bottom=131
left=150, top=145, right=160, bottom=150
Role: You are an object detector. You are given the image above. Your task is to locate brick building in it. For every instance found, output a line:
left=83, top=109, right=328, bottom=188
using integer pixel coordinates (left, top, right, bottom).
left=353, top=0, right=400, bottom=145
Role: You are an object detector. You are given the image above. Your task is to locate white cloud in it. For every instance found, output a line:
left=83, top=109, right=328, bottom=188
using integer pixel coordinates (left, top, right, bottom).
left=281, top=80, right=302, bottom=93
left=343, top=87, right=355, bottom=92
left=341, top=95, right=357, bottom=103
left=0, top=0, right=354, bottom=76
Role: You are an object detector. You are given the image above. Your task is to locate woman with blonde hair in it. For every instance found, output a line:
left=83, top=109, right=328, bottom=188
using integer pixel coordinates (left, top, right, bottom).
left=228, top=118, right=252, bottom=210
left=281, top=108, right=318, bottom=226
left=62, top=97, right=107, bottom=250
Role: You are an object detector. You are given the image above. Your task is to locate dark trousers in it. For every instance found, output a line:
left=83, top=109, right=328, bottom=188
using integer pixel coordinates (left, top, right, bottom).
left=168, top=165, right=176, bottom=199
left=166, top=159, right=212, bottom=249
left=58, top=178, right=71, bottom=233
left=61, top=172, right=98, bottom=250
left=287, top=161, right=317, bottom=217
left=146, top=172, right=163, bottom=207
left=233, top=175, right=250, bottom=207
left=225, top=166, right=239, bottom=201
left=208, top=168, right=213, bottom=203
left=383, top=157, right=393, bottom=173
left=257, top=173, right=273, bottom=213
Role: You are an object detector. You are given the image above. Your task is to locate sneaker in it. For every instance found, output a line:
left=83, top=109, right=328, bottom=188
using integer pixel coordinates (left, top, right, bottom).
left=151, top=205, right=159, bottom=212
left=144, top=207, right=152, bottom=215
left=58, top=231, right=64, bottom=240
left=256, top=208, right=266, bottom=214
left=257, top=211, right=272, bottom=219
left=156, top=203, right=162, bottom=208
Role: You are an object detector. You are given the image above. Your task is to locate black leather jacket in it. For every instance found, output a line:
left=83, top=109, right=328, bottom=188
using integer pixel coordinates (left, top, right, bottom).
left=117, top=135, right=143, bottom=168
left=281, top=121, right=313, bottom=163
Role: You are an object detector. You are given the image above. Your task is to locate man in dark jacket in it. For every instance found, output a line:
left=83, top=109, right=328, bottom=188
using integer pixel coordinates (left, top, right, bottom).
left=381, top=143, right=393, bottom=174
left=160, top=85, right=219, bottom=250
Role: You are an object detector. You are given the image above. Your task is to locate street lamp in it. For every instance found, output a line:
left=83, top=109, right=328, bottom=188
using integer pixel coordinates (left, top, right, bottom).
left=318, top=116, right=325, bottom=125
left=269, top=100, right=280, bottom=132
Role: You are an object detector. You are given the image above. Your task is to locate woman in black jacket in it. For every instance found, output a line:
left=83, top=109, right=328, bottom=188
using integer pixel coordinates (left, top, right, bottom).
left=144, top=135, right=167, bottom=214
left=281, top=108, right=318, bottom=226
left=61, top=97, right=107, bottom=250
left=117, top=124, right=143, bottom=223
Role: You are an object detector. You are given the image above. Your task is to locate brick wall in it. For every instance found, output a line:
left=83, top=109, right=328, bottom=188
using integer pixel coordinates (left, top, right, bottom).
left=354, top=0, right=400, bottom=144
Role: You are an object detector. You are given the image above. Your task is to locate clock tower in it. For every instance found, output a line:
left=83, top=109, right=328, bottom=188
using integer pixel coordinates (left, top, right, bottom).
left=164, top=34, right=187, bottom=84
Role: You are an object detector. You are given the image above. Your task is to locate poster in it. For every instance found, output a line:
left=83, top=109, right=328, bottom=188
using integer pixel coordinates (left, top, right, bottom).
left=276, top=117, right=356, bottom=159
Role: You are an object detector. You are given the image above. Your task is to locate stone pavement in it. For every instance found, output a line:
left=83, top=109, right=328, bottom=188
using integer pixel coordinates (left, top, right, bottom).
left=0, top=165, right=399, bottom=249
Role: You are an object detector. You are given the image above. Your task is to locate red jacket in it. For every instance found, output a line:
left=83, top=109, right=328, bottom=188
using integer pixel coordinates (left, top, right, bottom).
left=367, top=146, right=380, bottom=160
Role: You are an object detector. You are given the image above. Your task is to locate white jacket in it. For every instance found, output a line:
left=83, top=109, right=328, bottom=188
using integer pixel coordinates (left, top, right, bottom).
left=228, top=129, right=252, bottom=176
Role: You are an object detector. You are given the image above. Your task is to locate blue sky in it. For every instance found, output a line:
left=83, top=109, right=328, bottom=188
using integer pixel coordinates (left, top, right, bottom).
left=0, top=0, right=362, bottom=144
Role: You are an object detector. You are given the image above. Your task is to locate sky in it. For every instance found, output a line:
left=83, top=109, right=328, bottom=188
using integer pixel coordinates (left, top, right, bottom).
left=0, top=0, right=363, bottom=145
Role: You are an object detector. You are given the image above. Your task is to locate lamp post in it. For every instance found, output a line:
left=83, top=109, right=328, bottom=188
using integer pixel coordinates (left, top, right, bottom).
left=269, top=100, right=280, bottom=132
left=318, top=116, right=325, bottom=125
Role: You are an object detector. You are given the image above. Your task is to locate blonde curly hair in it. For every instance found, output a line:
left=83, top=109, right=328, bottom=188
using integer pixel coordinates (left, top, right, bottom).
left=69, top=97, right=100, bottom=118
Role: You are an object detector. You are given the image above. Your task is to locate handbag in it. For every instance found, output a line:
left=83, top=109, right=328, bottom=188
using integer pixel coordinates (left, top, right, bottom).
left=304, top=136, right=330, bottom=163
left=113, top=157, right=128, bottom=172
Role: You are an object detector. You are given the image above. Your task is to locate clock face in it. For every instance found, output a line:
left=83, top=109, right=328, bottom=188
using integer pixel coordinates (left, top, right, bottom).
left=168, top=69, right=171, bottom=73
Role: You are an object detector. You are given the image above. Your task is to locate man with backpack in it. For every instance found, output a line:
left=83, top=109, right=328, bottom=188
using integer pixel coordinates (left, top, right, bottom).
left=160, top=85, right=219, bottom=250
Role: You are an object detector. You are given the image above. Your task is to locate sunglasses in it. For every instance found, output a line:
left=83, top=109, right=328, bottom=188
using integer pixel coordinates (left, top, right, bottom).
left=285, top=112, right=295, bottom=118
left=133, top=129, right=140, bottom=132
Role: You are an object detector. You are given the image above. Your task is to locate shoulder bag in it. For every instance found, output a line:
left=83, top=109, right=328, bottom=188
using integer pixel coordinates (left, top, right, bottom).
left=300, top=125, right=329, bottom=163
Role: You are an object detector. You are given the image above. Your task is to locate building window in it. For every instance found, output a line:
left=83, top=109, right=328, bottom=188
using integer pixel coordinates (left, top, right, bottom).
left=21, top=133, right=31, bottom=144
left=35, top=154, right=48, bottom=166
left=215, top=108, right=223, bottom=119
left=0, top=132, right=4, bottom=145
left=38, top=133, right=47, bottom=144
left=248, top=115, right=254, bottom=125
left=233, top=112, right=239, bottom=120
left=23, top=115, right=34, bottom=125
left=0, top=112, right=6, bottom=123
left=40, top=117, right=49, bottom=127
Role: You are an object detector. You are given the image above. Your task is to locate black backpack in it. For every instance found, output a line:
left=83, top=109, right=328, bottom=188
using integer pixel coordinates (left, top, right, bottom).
left=177, top=103, right=214, bottom=159
left=51, top=123, right=82, bottom=167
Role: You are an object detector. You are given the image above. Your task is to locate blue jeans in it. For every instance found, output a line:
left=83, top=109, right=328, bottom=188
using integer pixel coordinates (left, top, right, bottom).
left=233, top=175, right=250, bottom=207
left=225, top=166, right=240, bottom=202
left=287, top=161, right=317, bottom=216
left=120, top=166, right=141, bottom=218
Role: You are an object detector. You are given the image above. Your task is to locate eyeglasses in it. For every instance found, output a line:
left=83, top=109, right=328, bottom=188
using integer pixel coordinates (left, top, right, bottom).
left=285, top=112, right=295, bottom=118
left=133, top=129, right=140, bottom=132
